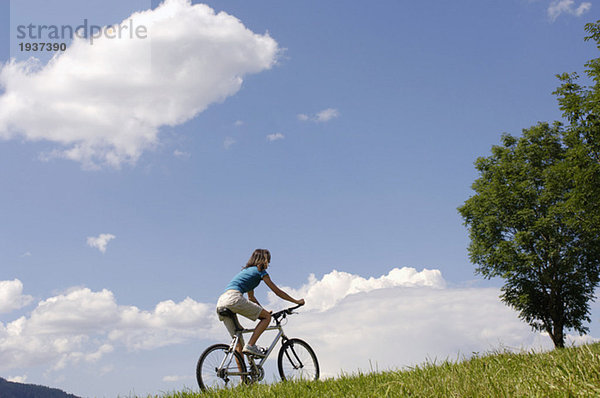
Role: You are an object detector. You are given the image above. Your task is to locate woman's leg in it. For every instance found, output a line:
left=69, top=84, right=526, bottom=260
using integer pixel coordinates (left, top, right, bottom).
left=234, top=339, right=244, bottom=372
left=247, top=309, right=271, bottom=346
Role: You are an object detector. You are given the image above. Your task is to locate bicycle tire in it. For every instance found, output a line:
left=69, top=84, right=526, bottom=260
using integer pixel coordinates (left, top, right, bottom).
left=196, top=343, right=247, bottom=390
left=277, top=338, right=320, bottom=382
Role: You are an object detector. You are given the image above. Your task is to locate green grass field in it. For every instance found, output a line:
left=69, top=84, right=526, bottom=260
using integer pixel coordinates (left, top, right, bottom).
left=152, top=342, right=600, bottom=397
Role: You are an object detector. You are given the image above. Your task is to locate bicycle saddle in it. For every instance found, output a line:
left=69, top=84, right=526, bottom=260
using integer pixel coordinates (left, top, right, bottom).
left=217, top=308, right=235, bottom=318
left=217, top=308, right=244, bottom=332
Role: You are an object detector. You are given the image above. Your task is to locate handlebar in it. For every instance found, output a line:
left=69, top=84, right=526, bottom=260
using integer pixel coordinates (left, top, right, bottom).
left=272, top=303, right=304, bottom=322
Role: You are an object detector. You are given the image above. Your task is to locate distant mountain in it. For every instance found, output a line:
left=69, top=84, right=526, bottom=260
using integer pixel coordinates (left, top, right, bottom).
left=0, top=378, right=80, bottom=398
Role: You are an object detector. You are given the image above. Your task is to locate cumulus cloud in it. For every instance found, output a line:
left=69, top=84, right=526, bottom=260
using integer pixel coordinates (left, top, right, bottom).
left=0, top=279, right=34, bottom=313
left=86, top=233, right=116, bottom=253
left=0, top=286, right=217, bottom=371
left=548, top=0, right=591, bottom=21
left=0, top=0, right=278, bottom=169
left=264, top=269, right=597, bottom=377
left=0, top=268, right=596, bottom=380
left=266, top=133, right=285, bottom=142
left=268, top=268, right=596, bottom=378
left=298, top=108, right=340, bottom=123
left=268, top=267, right=445, bottom=312
left=285, top=288, right=543, bottom=377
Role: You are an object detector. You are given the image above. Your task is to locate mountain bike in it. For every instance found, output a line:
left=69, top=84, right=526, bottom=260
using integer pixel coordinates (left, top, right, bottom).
left=196, top=304, right=319, bottom=390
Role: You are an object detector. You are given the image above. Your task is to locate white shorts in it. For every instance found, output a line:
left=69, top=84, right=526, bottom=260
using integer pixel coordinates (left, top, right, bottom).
left=216, top=290, right=264, bottom=344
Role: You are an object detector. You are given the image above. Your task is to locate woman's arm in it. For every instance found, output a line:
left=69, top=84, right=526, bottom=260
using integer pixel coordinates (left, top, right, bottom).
left=263, top=275, right=305, bottom=305
left=247, top=289, right=261, bottom=306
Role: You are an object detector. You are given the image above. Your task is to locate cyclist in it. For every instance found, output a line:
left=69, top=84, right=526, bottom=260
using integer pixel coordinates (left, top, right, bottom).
left=216, top=249, right=305, bottom=357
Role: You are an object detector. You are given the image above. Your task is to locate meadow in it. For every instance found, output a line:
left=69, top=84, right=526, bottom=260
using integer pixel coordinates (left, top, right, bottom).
left=148, top=342, right=600, bottom=397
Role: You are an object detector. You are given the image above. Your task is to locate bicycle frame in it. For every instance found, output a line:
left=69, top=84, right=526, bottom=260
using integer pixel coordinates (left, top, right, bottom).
left=198, top=304, right=318, bottom=389
left=217, top=322, right=288, bottom=379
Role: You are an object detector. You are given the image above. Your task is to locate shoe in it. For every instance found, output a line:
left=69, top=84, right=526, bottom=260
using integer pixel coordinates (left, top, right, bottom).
left=242, top=344, right=266, bottom=357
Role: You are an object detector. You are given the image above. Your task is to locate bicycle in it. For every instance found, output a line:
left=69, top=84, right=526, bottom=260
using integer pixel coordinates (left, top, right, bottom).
left=196, top=304, right=319, bottom=390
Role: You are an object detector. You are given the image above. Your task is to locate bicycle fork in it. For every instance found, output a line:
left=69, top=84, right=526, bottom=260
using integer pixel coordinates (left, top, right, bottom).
left=283, top=338, right=305, bottom=370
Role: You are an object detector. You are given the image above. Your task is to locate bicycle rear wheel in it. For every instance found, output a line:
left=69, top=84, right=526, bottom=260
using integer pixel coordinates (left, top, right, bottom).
left=197, top=344, right=247, bottom=390
left=277, top=338, right=319, bottom=382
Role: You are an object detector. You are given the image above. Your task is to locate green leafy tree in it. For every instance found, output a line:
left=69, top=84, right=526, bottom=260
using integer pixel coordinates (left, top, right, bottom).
left=459, top=21, right=600, bottom=348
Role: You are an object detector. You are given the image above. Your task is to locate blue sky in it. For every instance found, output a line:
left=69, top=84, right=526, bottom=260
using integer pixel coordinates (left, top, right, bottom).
left=1, top=0, right=600, bottom=396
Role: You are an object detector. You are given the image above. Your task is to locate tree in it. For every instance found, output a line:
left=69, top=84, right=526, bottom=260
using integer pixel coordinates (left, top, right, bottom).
left=459, top=21, right=600, bottom=348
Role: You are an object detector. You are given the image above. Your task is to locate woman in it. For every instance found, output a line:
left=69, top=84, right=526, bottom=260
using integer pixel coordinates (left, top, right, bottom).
left=216, top=249, right=305, bottom=357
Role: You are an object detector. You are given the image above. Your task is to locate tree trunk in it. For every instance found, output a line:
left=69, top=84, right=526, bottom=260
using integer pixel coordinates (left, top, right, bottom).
left=549, top=272, right=565, bottom=349
left=552, top=322, right=565, bottom=348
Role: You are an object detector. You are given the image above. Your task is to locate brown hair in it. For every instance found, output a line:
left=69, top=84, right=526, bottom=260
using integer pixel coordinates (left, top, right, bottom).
left=245, top=249, right=271, bottom=269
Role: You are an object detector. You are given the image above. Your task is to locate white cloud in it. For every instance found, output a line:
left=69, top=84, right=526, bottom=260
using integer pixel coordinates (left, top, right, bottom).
left=85, top=344, right=114, bottom=363
left=163, top=374, right=191, bottom=382
left=7, top=375, right=27, bottom=383
left=268, top=267, right=445, bottom=312
left=548, top=0, right=591, bottom=21
left=0, top=279, right=34, bottom=313
left=0, top=287, right=218, bottom=371
left=267, top=268, right=597, bottom=378
left=0, top=0, right=278, bottom=169
left=234, top=120, right=244, bottom=127
left=285, top=288, right=539, bottom=377
left=173, top=149, right=190, bottom=159
left=266, top=133, right=285, bottom=142
left=223, top=137, right=236, bottom=149
left=315, top=108, right=340, bottom=122
left=86, top=233, right=116, bottom=253
left=298, top=108, right=340, bottom=123
left=0, top=268, right=596, bottom=380
left=109, top=296, right=217, bottom=350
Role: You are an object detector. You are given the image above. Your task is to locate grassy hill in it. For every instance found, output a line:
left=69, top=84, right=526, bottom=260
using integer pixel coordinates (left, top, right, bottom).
left=152, top=342, right=600, bottom=397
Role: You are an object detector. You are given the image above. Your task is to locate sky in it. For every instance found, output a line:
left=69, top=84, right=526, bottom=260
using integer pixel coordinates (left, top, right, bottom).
left=1, top=0, right=600, bottom=396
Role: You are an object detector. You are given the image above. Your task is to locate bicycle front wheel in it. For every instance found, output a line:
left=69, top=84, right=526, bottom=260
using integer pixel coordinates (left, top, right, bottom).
left=277, top=338, right=319, bottom=382
left=197, top=344, right=247, bottom=390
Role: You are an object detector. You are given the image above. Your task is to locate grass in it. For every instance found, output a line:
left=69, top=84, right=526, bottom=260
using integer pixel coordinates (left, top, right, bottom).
left=149, top=342, right=600, bottom=397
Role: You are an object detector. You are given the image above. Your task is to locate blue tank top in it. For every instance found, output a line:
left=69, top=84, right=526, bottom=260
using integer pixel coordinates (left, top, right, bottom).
left=225, top=266, right=268, bottom=293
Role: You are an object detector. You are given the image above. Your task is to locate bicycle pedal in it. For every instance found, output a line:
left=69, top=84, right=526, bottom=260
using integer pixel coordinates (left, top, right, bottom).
left=242, top=345, right=267, bottom=357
